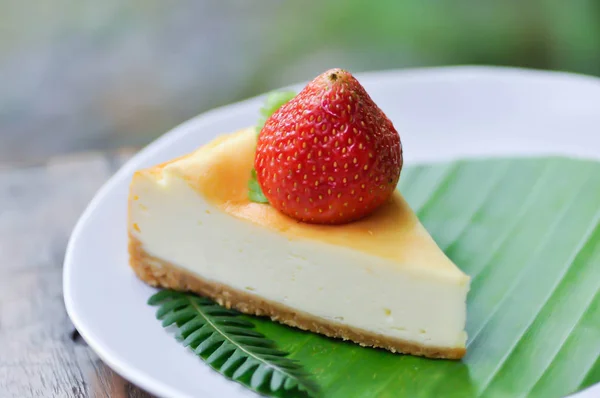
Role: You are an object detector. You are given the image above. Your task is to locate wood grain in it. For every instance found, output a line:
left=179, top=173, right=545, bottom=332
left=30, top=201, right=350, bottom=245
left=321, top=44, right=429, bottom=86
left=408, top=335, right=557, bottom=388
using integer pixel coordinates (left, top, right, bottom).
left=0, top=151, right=155, bottom=398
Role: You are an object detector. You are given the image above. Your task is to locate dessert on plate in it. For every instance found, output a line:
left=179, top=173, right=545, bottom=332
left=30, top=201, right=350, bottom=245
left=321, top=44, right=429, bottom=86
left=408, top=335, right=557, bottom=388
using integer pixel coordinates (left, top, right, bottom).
left=128, top=69, right=470, bottom=359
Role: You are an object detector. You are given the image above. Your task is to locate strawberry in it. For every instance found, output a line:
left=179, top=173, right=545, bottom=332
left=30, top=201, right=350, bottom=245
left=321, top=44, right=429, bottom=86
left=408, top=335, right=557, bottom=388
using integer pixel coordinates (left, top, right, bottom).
left=255, top=68, right=403, bottom=224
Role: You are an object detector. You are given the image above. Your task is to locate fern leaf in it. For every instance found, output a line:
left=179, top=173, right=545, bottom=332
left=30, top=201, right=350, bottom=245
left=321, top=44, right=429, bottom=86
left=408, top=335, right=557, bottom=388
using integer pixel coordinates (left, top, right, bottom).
left=220, top=349, right=246, bottom=376
left=270, top=370, right=286, bottom=391
left=177, top=316, right=204, bottom=337
left=147, top=289, right=180, bottom=305
left=285, top=377, right=299, bottom=391
left=214, top=318, right=255, bottom=327
left=220, top=326, right=265, bottom=338
left=182, top=324, right=212, bottom=347
left=155, top=297, right=187, bottom=318
left=251, top=366, right=274, bottom=389
left=195, top=332, right=224, bottom=355
left=149, top=289, right=320, bottom=397
left=207, top=341, right=236, bottom=364
left=232, top=357, right=259, bottom=379
left=161, top=307, right=196, bottom=327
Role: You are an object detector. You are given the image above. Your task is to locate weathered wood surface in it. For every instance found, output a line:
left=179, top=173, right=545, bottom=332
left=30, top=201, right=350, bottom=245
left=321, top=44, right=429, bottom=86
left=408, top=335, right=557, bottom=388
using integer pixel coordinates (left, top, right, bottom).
left=0, top=151, right=155, bottom=398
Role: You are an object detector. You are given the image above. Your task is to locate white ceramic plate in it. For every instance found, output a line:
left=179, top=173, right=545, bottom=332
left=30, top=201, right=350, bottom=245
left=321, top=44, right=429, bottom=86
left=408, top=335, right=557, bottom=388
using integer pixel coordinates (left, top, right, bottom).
left=64, top=66, right=600, bottom=398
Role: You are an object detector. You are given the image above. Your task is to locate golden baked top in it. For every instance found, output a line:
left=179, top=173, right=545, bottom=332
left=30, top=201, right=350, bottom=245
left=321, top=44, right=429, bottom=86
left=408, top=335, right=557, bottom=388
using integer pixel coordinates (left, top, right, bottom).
left=132, top=127, right=466, bottom=280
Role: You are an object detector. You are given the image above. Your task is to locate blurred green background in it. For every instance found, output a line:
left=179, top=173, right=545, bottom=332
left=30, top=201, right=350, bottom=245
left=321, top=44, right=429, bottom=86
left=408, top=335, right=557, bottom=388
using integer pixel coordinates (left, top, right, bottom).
left=1, top=0, right=599, bottom=164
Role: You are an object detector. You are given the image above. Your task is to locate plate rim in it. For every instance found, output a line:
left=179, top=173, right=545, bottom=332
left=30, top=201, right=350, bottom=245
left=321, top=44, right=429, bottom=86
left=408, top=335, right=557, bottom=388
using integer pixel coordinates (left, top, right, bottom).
left=64, top=65, right=600, bottom=398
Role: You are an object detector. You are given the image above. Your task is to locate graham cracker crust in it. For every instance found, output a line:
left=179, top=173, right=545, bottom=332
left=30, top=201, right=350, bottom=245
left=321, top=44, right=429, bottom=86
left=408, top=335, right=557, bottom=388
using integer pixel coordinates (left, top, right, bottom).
left=129, top=234, right=465, bottom=360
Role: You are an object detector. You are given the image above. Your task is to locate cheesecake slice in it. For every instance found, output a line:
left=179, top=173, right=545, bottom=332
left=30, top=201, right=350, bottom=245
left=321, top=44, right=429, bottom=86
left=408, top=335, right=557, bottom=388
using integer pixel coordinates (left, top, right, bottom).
left=129, top=127, right=470, bottom=359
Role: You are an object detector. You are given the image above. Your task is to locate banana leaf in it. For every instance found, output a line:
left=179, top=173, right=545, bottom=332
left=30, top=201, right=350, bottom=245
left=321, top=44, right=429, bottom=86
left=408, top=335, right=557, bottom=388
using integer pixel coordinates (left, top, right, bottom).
left=248, top=156, right=600, bottom=398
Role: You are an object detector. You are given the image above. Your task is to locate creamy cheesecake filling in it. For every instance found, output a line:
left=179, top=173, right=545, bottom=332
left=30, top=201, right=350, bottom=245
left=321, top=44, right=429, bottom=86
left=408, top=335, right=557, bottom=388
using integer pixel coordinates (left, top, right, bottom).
left=146, top=128, right=469, bottom=279
left=130, top=171, right=468, bottom=349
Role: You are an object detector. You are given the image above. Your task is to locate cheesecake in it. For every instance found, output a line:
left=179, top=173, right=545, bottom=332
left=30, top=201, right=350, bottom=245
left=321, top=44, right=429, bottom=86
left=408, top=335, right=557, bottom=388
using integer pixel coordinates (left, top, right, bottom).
left=128, top=127, right=470, bottom=359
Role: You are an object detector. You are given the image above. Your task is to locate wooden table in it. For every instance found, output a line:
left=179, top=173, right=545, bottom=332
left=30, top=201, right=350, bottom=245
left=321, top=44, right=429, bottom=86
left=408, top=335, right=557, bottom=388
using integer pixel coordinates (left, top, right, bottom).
left=0, top=151, right=154, bottom=398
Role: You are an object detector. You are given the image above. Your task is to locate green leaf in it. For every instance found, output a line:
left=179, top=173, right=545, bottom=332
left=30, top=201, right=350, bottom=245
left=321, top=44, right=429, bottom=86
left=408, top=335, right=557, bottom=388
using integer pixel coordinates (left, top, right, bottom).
left=246, top=157, right=600, bottom=398
left=248, top=168, right=269, bottom=204
left=248, top=90, right=296, bottom=204
left=151, top=156, right=600, bottom=398
left=256, top=90, right=297, bottom=134
left=148, top=290, right=320, bottom=397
